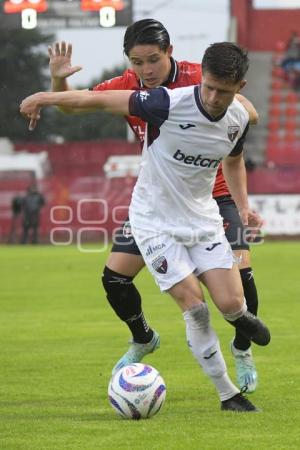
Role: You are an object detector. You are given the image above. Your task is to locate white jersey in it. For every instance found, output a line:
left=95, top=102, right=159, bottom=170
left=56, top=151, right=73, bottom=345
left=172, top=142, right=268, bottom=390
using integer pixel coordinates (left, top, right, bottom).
left=128, top=85, right=249, bottom=241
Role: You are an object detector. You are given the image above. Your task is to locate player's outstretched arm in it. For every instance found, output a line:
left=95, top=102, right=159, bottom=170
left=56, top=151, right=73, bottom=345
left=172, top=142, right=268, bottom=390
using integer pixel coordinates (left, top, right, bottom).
left=235, top=94, right=259, bottom=125
left=20, top=90, right=132, bottom=130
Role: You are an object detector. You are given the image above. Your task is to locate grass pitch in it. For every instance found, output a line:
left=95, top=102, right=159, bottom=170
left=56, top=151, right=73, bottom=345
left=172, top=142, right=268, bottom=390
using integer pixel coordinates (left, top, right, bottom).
left=1, top=241, right=300, bottom=450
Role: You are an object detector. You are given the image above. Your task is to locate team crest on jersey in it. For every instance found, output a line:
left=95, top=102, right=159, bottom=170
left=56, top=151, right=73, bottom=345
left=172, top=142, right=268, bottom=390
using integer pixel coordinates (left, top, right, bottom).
left=122, top=221, right=132, bottom=238
left=138, top=91, right=150, bottom=102
left=228, top=126, right=240, bottom=142
left=152, top=255, right=168, bottom=274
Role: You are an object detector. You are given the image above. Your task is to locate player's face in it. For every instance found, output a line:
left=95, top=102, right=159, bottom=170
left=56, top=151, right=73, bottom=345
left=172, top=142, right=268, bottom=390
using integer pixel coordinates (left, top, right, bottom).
left=128, top=44, right=173, bottom=88
left=200, top=72, right=246, bottom=117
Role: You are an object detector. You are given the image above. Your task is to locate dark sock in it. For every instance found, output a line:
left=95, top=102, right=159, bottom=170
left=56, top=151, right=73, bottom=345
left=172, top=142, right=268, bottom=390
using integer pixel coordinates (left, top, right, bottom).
left=102, top=266, right=153, bottom=344
left=233, top=267, right=259, bottom=351
left=126, top=312, right=154, bottom=344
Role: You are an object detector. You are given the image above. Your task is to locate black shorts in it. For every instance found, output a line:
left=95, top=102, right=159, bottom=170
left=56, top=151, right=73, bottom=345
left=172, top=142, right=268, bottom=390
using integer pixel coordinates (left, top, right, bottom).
left=216, top=196, right=249, bottom=251
left=111, top=198, right=250, bottom=256
left=111, top=218, right=142, bottom=255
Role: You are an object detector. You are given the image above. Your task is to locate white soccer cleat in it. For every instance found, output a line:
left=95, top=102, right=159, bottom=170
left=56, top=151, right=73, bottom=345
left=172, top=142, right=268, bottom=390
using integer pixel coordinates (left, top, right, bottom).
left=231, top=341, right=258, bottom=393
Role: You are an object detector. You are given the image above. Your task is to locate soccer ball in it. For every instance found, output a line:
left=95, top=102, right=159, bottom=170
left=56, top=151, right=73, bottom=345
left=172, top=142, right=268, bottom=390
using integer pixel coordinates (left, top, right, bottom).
left=108, top=363, right=166, bottom=420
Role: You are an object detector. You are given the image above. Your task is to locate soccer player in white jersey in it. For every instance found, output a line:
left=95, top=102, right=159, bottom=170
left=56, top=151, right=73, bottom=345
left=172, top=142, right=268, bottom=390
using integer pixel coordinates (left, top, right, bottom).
left=20, top=42, right=270, bottom=412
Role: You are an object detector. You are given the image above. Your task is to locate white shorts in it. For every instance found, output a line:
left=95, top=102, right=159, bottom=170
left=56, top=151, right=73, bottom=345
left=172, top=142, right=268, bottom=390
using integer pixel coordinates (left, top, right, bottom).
left=132, top=229, right=234, bottom=292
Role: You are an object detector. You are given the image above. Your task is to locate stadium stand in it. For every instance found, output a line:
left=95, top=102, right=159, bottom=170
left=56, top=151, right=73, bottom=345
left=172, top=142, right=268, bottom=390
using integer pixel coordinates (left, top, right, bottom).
left=0, top=140, right=139, bottom=243
left=2, top=0, right=300, bottom=241
left=265, top=42, right=300, bottom=168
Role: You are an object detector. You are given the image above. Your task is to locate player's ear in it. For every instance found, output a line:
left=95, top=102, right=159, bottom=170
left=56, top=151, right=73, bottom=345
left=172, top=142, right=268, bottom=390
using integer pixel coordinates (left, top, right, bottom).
left=167, top=45, right=173, bottom=57
left=239, top=79, right=247, bottom=90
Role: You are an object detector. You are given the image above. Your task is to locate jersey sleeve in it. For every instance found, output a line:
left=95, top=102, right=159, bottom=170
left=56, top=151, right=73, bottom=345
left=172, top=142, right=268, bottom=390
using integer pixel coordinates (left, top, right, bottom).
left=91, top=73, right=130, bottom=91
left=89, top=76, right=126, bottom=91
left=128, top=87, right=170, bottom=127
left=229, top=122, right=250, bottom=156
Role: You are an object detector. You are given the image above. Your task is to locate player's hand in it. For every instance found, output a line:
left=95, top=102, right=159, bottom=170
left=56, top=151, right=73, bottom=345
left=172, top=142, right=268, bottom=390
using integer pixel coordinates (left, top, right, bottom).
left=239, top=208, right=264, bottom=241
left=20, top=93, right=42, bottom=131
left=48, top=41, right=82, bottom=79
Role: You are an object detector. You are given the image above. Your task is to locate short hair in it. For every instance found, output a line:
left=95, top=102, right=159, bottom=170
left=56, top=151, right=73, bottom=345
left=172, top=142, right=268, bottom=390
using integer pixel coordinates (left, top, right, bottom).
left=123, top=19, right=170, bottom=56
left=201, top=42, right=249, bottom=83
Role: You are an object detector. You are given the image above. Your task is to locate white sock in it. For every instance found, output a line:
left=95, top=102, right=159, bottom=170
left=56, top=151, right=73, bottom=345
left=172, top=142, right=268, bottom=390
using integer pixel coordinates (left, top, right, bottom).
left=183, top=303, right=239, bottom=401
left=232, top=342, right=252, bottom=356
left=222, top=298, right=247, bottom=322
left=212, top=373, right=240, bottom=401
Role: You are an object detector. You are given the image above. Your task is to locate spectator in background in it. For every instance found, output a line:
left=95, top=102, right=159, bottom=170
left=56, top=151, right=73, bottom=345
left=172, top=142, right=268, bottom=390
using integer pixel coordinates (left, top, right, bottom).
left=21, top=184, right=45, bottom=244
left=281, top=31, right=300, bottom=90
left=8, top=194, right=23, bottom=243
left=245, top=158, right=256, bottom=172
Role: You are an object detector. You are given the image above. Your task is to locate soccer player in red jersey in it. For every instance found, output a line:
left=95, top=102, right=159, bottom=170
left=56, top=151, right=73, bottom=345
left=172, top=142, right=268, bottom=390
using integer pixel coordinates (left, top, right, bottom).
left=47, top=20, right=261, bottom=395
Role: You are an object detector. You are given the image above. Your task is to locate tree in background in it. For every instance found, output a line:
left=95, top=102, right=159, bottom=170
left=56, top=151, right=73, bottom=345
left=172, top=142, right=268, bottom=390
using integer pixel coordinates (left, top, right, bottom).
left=0, top=27, right=54, bottom=141
left=1, top=26, right=127, bottom=142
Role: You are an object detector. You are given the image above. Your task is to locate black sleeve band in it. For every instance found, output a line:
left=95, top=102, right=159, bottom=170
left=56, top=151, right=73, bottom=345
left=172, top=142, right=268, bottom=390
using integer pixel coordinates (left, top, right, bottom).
left=128, top=88, right=170, bottom=127
left=229, top=122, right=250, bottom=157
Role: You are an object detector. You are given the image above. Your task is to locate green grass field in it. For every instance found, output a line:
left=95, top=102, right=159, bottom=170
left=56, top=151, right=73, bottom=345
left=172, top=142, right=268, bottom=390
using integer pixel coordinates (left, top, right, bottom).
left=1, top=241, right=300, bottom=450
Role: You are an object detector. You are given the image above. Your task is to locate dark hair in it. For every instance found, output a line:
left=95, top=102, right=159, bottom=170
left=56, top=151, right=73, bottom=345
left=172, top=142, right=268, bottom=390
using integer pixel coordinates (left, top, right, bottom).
left=202, top=42, right=249, bottom=83
left=123, top=19, right=170, bottom=56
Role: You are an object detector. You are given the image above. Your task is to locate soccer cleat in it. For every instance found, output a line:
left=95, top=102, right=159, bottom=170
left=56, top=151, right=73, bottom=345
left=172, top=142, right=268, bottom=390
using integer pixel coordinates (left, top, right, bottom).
left=231, top=341, right=258, bottom=393
left=221, top=393, right=259, bottom=412
left=230, top=311, right=271, bottom=346
left=111, top=331, right=160, bottom=376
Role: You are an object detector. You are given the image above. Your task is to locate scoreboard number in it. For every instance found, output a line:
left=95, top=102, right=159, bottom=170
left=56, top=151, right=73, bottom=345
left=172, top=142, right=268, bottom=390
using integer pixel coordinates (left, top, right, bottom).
left=2, top=0, right=132, bottom=29
left=99, top=6, right=116, bottom=27
left=21, top=8, right=37, bottom=29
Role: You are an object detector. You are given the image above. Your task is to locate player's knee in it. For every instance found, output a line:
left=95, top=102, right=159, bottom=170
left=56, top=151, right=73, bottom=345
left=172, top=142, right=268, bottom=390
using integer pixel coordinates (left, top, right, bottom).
left=101, top=266, right=142, bottom=321
left=217, top=286, right=244, bottom=315
left=184, top=302, right=210, bottom=327
left=223, top=273, right=245, bottom=314
left=169, top=282, right=203, bottom=310
left=101, top=265, right=134, bottom=301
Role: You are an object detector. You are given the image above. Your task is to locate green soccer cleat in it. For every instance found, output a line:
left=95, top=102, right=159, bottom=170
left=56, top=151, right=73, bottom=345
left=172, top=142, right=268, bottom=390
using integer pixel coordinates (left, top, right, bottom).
left=111, top=331, right=160, bottom=376
left=231, top=341, right=258, bottom=393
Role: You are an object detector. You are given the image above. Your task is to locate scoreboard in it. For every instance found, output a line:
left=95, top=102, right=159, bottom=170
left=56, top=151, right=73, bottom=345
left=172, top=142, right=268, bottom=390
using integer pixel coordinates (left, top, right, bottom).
left=1, top=0, right=133, bottom=29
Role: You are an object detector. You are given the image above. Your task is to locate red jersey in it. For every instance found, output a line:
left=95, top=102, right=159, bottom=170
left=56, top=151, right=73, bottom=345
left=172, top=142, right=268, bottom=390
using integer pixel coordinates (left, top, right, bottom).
left=92, top=59, right=230, bottom=197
